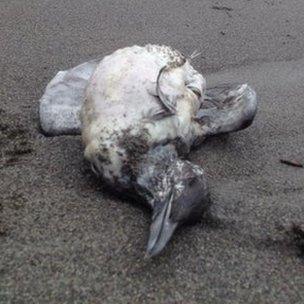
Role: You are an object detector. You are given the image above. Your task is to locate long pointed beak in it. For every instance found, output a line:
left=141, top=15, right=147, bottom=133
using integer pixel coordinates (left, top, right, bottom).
left=146, top=196, right=178, bottom=257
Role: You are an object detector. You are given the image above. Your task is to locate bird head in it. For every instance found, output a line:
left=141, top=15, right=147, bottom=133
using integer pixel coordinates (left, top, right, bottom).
left=137, top=148, right=211, bottom=257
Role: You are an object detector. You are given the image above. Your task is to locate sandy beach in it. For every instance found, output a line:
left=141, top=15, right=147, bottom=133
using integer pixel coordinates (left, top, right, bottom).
left=1, top=0, right=304, bottom=303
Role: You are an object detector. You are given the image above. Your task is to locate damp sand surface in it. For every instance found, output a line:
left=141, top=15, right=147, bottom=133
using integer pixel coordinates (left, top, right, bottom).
left=1, top=0, right=304, bottom=303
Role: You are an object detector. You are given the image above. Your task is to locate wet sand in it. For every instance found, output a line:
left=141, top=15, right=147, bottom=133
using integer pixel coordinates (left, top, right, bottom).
left=1, top=0, right=304, bottom=303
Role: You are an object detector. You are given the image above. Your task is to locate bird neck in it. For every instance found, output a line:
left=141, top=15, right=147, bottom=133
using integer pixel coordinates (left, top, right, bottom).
left=136, top=144, right=178, bottom=207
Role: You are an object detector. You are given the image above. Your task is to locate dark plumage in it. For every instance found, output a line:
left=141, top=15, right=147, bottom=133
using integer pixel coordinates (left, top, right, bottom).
left=136, top=144, right=211, bottom=256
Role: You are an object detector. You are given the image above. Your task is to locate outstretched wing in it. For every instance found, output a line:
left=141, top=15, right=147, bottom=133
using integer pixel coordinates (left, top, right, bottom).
left=195, top=83, right=258, bottom=136
left=39, top=59, right=99, bottom=136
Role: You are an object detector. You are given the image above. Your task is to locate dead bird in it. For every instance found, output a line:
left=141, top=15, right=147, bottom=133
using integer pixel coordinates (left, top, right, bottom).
left=39, top=45, right=257, bottom=257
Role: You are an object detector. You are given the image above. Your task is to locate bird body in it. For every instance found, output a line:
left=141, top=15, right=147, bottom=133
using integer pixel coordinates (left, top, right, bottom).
left=81, top=45, right=205, bottom=189
left=39, top=44, right=258, bottom=256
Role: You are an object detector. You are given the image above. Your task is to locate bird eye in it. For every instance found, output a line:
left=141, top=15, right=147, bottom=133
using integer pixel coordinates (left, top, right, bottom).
left=188, top=177, right=197, bottom=186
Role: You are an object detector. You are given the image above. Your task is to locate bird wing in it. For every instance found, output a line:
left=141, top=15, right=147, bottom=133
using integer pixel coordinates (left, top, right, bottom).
left=39, top=59, right=99, bottom=136
left=154, top=59, right=205, bottom=119
left=155, top=62, right=187, bottom=117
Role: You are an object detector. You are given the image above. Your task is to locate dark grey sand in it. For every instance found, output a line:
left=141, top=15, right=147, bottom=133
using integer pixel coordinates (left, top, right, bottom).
left=1, top=0, right=304, bottom=303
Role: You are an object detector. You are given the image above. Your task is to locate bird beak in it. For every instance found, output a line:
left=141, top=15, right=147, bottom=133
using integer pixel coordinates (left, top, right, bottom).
left=146, top=195, right=178, bottom=257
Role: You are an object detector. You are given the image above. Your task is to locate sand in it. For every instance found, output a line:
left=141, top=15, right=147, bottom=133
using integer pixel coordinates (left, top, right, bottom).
left=1, top=0, right=304, bottom=303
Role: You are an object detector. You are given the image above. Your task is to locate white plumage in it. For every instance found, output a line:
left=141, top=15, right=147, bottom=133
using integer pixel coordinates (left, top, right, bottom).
left=81, top=45, right=206, bottom=185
